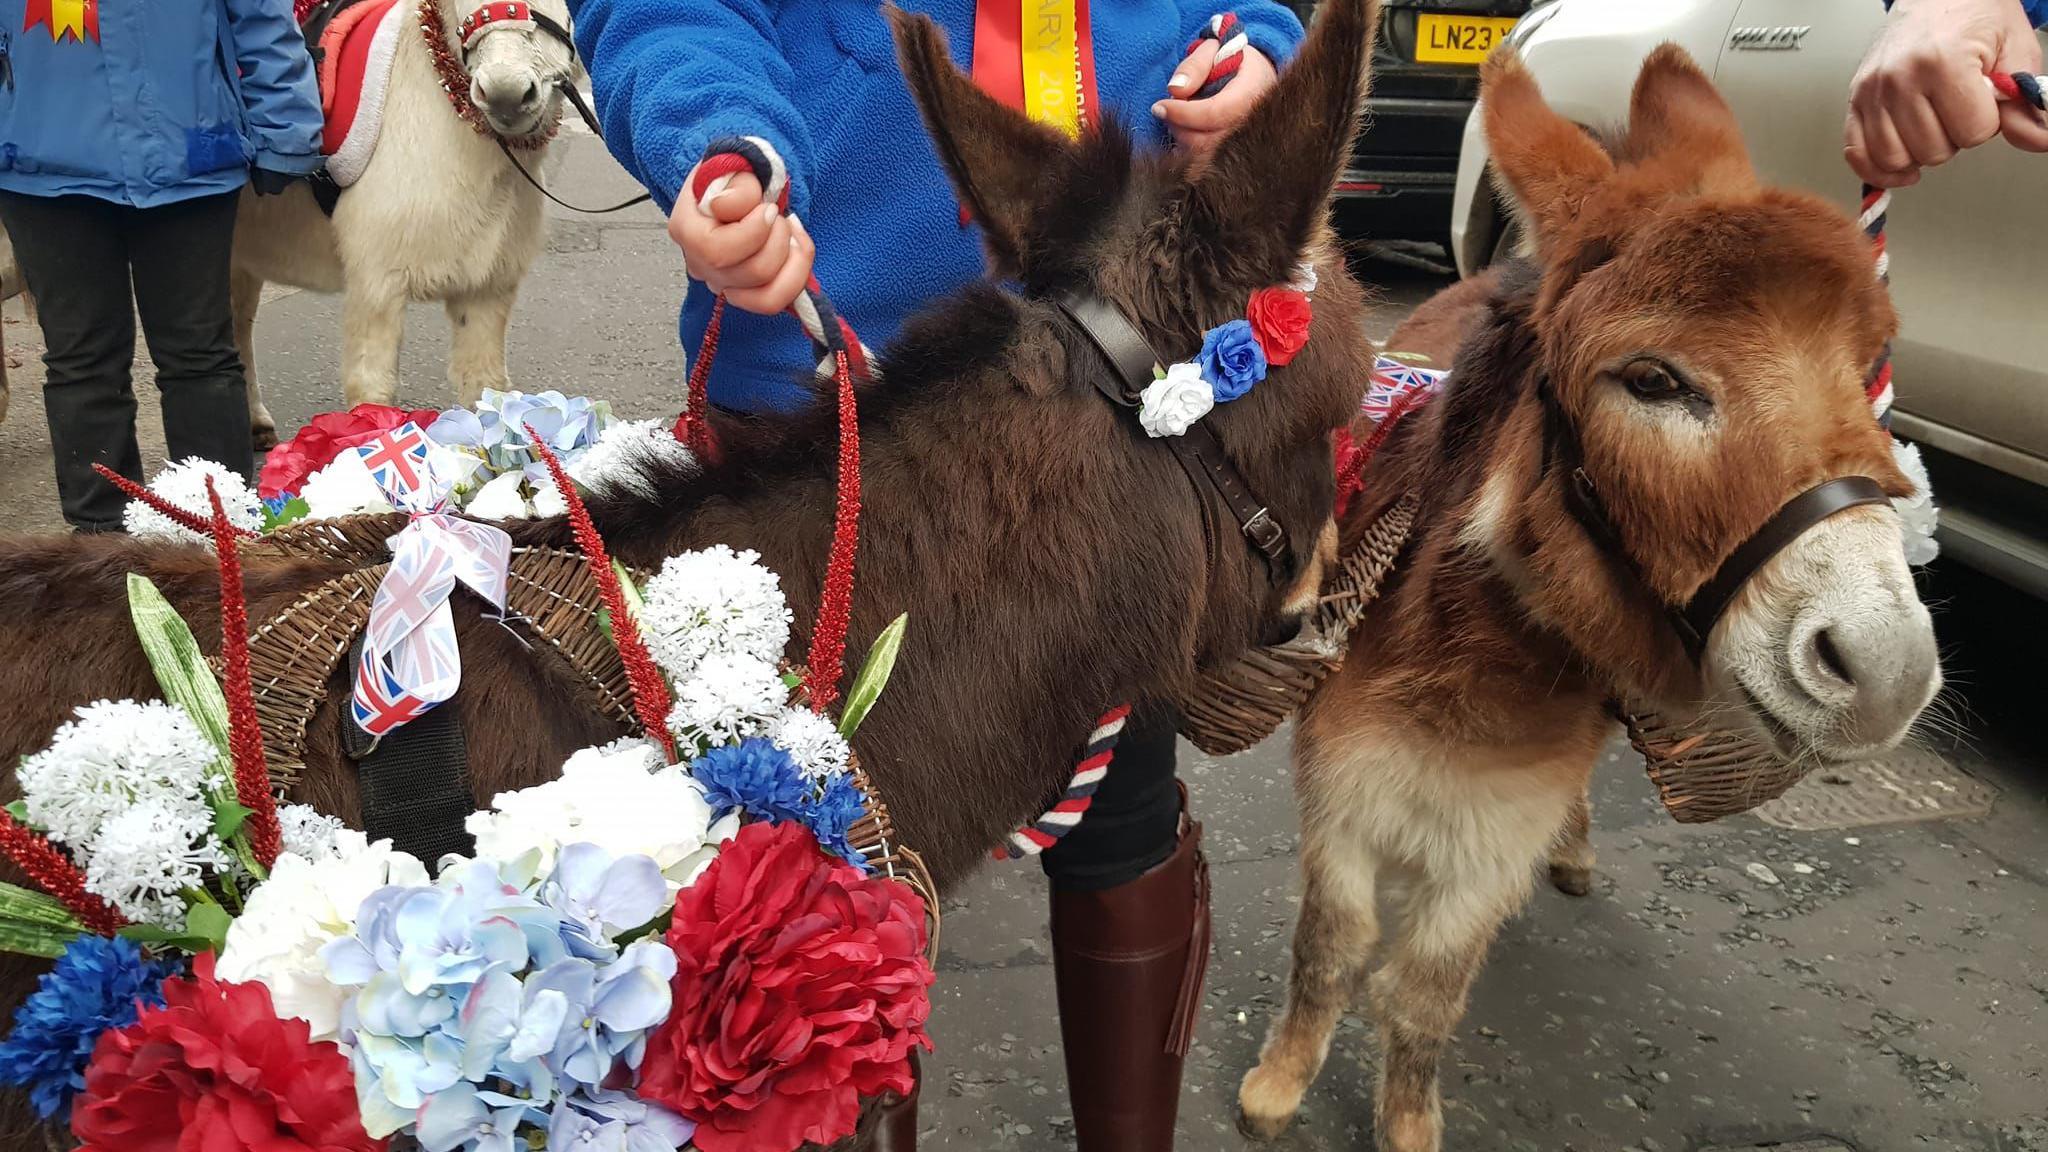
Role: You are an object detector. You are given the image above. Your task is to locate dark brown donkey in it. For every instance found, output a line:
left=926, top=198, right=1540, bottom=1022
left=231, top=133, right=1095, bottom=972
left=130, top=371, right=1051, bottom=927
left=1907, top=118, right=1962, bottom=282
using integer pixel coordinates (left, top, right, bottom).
left=0, top=0, right=1381, bottom=1131
left=1238, top=47, right=1941, bottom=1152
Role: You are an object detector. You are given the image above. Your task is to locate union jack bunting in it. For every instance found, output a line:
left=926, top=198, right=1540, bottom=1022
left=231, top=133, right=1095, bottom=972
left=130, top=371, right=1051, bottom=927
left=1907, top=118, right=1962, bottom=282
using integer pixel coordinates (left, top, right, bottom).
left=1362, top=355, right=1449, bottom=424
left=348, top=423, right=513, bottom=738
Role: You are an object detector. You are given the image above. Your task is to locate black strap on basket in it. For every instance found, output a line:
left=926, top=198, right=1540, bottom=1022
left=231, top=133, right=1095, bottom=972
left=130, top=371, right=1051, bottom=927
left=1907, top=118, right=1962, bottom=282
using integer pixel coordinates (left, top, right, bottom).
left=341, top=634, right=478, bottom=867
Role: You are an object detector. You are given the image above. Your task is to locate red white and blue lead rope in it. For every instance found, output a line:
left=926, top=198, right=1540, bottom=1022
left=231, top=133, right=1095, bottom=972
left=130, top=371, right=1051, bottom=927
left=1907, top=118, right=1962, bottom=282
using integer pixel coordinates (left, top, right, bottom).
left=995, top=704, right=1132, bottom=860
left=1187, top=12, right=1247, bottom=99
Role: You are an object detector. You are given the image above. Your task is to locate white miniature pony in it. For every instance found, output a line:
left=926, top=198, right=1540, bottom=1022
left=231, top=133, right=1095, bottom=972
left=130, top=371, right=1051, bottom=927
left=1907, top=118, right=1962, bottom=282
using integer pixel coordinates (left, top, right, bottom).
left=231, top=0, right=579, bottom=446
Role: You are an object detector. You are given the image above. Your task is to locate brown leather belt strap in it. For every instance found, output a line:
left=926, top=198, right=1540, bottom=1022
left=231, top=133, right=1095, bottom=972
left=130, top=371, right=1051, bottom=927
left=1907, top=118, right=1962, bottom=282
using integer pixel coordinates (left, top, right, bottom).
left=1679, top=475, right=1890, bottom=650
left=1054, top=291, right=1292, bottom=572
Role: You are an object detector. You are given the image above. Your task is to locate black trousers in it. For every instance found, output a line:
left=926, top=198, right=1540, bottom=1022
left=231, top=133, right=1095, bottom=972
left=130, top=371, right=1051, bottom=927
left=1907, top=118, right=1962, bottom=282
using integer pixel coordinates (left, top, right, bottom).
left=0, top=190, right=255, bottom=531
left=1040, top=704, right=1183, bottom=892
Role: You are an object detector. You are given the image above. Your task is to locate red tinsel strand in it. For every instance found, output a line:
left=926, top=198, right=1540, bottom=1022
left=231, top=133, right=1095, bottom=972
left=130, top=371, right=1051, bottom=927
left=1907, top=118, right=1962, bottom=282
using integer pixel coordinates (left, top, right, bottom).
left=206, top=480, right=282, bottom=869
left=523, top=425, right=679, bottom=760
left=92, top=464, right=258, bottom=541
left=416, top=0, right=555, bottom=149
left=1333, top=386, right=1432, bottom=516
left=674, top=295, right=725, bottom=459
left=804, top=350, right=862, bottom=713
left=0, top=812, right=125, bottom=936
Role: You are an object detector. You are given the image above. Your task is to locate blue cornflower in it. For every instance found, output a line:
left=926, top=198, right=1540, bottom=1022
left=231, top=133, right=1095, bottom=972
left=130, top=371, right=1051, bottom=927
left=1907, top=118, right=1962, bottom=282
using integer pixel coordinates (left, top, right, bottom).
left=690, top=738, right=813, bottom=825
left=807, top=773, right=871, bottom=871
left=0, top=936, right=178, bottom=1120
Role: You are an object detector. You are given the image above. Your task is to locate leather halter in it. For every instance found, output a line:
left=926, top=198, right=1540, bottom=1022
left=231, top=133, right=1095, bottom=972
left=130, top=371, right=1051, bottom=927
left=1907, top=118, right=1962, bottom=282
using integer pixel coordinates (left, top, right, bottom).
left=1054, top=291, right=1293, bottom=576
left=1538, top=376, right=1890, bottom=661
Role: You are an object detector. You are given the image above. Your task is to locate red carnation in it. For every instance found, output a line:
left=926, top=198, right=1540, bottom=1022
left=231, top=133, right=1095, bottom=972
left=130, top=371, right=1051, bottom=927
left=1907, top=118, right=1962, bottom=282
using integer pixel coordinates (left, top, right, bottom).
left=258, top=403, right=441, bottom=499
left=637, top=821, right=934, bottom=1152
left=71, top=956, right=384, bottom=1152
left=1246, top=287, right=1313, bottom=366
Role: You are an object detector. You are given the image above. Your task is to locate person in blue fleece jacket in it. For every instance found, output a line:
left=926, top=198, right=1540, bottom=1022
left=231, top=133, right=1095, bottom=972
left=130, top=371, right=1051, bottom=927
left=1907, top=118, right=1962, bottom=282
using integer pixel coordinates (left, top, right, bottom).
left=566, top=2, right=1304, bottom=1149
left=0, top=0, right=323, bottom=531
left=1849, top=0, right=2048, bottom=187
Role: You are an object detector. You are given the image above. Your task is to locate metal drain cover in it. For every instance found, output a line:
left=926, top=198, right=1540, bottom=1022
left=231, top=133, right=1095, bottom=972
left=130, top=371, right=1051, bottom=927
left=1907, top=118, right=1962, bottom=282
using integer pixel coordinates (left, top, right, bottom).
left=1701, top=1142, right=1857, bottom=1152
left=1752, top=745, right=1996, bottom=831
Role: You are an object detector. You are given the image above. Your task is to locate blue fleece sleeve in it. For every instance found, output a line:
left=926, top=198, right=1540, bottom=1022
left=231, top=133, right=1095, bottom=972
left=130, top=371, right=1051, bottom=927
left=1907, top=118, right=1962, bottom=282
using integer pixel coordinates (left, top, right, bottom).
left=1178, top=2, right=1307, bottom=68
left=2024, top=0, right=2048, bottom=28
left=567, top=0, right=814, bottom=217
left=220, top=0, right=325, bottom=173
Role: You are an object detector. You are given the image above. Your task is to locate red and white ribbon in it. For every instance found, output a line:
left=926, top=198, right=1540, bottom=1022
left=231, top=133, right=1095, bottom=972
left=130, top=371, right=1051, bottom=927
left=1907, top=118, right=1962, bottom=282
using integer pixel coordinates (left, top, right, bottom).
left=349, top=423, right=513, bottom=738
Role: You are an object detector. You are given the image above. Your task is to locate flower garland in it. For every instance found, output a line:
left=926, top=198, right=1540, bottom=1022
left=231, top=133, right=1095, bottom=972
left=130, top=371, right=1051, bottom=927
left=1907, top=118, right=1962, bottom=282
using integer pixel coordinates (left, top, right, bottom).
left=1137, top=263, right=1318, bottom=438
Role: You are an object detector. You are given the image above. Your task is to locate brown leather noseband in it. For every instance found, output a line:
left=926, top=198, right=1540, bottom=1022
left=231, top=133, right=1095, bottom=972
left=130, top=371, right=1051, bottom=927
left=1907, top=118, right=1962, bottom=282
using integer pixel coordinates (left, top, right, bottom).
left=1538, top=376, right=1890, bottom=661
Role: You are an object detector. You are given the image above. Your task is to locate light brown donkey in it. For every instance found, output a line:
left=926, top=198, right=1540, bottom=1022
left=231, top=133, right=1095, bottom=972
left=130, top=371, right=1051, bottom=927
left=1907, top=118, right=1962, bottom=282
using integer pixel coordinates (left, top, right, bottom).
left=1237, top=46, right=1943, bottom=1151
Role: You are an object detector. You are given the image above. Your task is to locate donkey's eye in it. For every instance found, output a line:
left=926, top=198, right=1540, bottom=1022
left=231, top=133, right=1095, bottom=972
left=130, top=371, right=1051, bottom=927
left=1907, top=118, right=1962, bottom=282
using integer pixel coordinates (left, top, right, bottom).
left=1618, top=359, right=1690, bottom=402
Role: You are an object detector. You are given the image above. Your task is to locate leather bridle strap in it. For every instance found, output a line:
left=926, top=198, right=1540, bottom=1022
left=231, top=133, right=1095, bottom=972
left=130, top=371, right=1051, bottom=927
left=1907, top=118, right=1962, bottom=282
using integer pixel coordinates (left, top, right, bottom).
left=1539, top=376, right=1890, bottom=660
left=1054, top=291, right=1292, bottom=571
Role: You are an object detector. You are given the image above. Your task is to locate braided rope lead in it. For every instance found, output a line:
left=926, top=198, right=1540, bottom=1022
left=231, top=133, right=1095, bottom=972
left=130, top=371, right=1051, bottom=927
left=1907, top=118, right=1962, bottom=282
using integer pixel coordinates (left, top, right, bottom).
left=1187, top=11, right=1247, bottom=99
left=1858, top=184, right=1894, bottom=427
left=996, top=705, right=1133, bottom=860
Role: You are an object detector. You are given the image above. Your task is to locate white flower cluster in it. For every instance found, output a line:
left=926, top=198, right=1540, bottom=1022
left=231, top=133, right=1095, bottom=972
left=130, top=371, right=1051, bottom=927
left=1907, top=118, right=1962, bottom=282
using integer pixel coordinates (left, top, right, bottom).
left=1891, top=438, right=1940, bottom=567
left=278, top=803, right=350, bottom=863
left=465, top=737, right=738, bottom=890
left=459, top=420, right=698, bottom=521
left=16, top=699, right=230, bottom=928
left=122, top=457, right=264, bottom=544
left=640, top=545, right=792, bottom=681
left=765, top=707, right=852, bottom=781
left=666, top=652, right=787, bottom=749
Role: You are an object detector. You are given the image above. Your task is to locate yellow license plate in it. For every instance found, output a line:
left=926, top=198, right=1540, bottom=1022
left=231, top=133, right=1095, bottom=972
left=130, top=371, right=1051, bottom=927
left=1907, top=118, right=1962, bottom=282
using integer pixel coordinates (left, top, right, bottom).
left=1414, top=13, right=1518, bottom=65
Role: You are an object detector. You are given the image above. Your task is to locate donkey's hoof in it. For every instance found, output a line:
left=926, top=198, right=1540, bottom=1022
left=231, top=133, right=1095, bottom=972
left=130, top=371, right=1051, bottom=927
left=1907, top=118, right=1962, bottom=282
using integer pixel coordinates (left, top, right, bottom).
left=1237, top=1066, right=1304, bottom=1141
left=1549, top=862, right=1594, bottom=897
left=252, top=423, right=279, bottom=453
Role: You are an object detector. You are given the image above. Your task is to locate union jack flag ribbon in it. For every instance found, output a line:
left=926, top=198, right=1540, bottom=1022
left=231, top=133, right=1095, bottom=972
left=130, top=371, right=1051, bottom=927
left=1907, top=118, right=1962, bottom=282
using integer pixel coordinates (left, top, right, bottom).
left=349, top=423, right=512, bottom=738
left=1361, top=355, right=1449, bottom=424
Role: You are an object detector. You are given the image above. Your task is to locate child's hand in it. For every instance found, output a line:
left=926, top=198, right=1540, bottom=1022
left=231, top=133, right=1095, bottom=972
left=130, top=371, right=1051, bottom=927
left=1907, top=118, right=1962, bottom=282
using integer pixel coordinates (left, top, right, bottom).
left=668, top=169, right=816, bottom=315
left=1152, top=43, right=1279, bottom=156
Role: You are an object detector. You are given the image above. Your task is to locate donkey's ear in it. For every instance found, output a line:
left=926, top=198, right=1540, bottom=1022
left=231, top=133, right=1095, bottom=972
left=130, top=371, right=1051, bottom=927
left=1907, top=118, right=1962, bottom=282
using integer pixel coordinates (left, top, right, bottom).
left=1624, top=43, right=1754, bottom=194
left=1190, top=0, right=1380, bottom=272
left=888, top=5, right=1070, bottom=276
left=1480, top=51, right=1615, bottom=246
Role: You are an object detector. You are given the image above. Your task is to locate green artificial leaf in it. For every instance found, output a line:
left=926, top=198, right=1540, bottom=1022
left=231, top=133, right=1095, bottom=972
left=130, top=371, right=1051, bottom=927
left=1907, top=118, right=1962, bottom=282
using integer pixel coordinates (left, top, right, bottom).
left=837, top=614, right=907, bottom=739
left=0, top=880, right=86, bottom=928
left=127, top=574, right=233, bottom=758
left=5, top=800, right=30, bottom=825
left=184, top=902, right=232, bottom=953
left=781, top=671, right=804, bottom=691
left=262, top=496, right=310, bottom=531
left=213, top=801, right=253, bottom=843
left=612, top=560, right=647, bottom=621
left=0, top=917, right=81, bottom=959
left=596, top=606, right=615, bottom=645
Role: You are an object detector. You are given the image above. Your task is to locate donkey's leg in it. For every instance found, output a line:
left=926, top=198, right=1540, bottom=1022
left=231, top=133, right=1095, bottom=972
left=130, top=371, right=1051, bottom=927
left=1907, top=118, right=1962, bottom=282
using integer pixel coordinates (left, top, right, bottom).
left=341, top=282, right=405, bottom=407
left=1238, top=830, right=1380, bottom=1140
left=445, top=287, right=515, bottom=406
left=1547, top=780, right=1597, bottom=896
left=232, top=268, right=277, bottom=451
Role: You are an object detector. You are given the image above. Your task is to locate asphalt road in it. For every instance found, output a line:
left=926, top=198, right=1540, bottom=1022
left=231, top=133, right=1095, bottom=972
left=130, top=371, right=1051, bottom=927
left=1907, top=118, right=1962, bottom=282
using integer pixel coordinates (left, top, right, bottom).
left=1, top=129, right=2042, bottom=1152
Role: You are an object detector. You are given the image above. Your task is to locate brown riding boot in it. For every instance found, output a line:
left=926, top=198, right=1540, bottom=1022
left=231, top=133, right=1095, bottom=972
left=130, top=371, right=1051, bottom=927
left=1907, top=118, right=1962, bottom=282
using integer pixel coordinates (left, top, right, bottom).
left=1050, top=803, right=1212, bottom=1150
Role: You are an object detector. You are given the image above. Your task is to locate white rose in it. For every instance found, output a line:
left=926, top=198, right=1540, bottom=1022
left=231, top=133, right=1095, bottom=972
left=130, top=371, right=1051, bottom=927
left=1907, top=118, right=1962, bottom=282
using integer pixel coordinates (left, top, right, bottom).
left=1138, top=362, right=1216, bottom=438
left=300, top=452, right=396, bottom=520
left=216, top=834, right=428, bottom=1040
left=462, top=470, right=534, bottom=521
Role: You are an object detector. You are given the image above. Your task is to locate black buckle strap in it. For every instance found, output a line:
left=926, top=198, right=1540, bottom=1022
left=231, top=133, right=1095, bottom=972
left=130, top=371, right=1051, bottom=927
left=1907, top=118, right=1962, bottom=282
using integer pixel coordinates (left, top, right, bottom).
left=1054, top=291, right=1292, bottom=570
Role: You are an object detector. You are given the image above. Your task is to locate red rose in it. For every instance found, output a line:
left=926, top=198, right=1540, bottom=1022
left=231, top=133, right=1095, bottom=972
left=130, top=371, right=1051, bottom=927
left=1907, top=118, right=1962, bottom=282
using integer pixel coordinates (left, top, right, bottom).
left=1246, top=287, right=1314, bottom=366
left=257, top=404, right=441, bottom=499
left=71, top=956, right=383, bottom=1152
left=637, top=821, right=934, bottom=1152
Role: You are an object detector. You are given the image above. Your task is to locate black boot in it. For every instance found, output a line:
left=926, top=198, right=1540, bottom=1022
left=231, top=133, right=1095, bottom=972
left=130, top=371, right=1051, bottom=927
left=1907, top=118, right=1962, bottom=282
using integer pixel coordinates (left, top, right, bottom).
left=1050, top=793, right=1211, bottom=1150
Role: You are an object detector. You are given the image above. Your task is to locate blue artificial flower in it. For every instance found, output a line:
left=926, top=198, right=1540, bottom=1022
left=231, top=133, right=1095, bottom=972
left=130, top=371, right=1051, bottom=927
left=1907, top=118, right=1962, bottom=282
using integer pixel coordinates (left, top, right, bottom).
left=806, top=773, right=871, bottom=871
left=549, top=1088, right=696, bottom=1152
left=540, top=844, right=669, bottom=961
left=1197, top=319, right=1269, bottom=403
left=0, top=936, right=178, bottom=1121
left=691, top=738, right=814, bottom=825
left=416, top=1081, right=543, bottom=1152
left=261, top=492, right=296, bottom=518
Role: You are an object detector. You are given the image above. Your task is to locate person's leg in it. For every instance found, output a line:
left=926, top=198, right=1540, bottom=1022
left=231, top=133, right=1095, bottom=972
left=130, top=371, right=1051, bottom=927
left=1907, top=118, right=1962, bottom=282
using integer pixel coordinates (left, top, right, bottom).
left=0, top=192, right=142, bottom=531
left=1041, top=705, right=1208, bottom=1151
left=127, top=190, right=255, bottom=480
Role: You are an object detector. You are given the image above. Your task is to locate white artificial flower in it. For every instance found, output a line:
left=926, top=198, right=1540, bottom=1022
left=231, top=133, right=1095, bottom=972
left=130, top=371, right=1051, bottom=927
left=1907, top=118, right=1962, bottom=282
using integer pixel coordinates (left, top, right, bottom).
left=466, top=739, right=737, bottom=891
left=639, top=545, right=793, bottom=681
left=572, top=418, right=698, bottom=501
left=217, top=833, right=428, bottom=1039
left=122, top=457, right=263, bottom=544
left=766, top=707, right=852, bottom=780
left=83, top=799, right=233, bottom=930
left=277, top=804, right=349, bottom=863
left=666, top=653, right=786, bottom=749
left=1890, top=438, right=1940, bottom=566
left=463, top=470, right=535, bottom=520
left=300, top=451, right=396, bottom=520
left=16, top=699, right=222, bottom=852
left=1138, top=361, right=1216, bottom=438
left=1291, top=262, right=1319, bottom=295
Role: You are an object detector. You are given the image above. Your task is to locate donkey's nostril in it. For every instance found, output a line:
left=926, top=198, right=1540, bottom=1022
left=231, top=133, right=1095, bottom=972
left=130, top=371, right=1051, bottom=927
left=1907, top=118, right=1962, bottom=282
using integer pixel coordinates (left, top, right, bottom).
left=1813, top=627, right=1855, bottom=688
left=521, top=81, right=541, bottom=107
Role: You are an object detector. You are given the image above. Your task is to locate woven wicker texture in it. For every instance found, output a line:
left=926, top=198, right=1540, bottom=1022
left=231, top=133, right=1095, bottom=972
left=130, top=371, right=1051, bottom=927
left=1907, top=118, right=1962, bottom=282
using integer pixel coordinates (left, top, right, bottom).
left=1619, top=704, right=1810, bottom=823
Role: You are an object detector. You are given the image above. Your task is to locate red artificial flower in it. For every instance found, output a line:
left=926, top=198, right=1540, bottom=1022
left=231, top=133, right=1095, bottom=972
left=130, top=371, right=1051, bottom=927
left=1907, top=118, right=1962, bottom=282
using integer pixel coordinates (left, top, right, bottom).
left=71, top=956, right=384, bottom=1152
left=1246, top=287, right=1314, bottom=367
left=637, top=821, right=934, bottom=1152
left=257, top=403, right=441, bottom=499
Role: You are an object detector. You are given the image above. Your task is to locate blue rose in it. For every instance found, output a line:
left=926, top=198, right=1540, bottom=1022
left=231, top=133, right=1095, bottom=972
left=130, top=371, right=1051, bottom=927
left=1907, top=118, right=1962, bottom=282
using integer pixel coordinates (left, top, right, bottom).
left=1198, top=319, right=1268, bottom=403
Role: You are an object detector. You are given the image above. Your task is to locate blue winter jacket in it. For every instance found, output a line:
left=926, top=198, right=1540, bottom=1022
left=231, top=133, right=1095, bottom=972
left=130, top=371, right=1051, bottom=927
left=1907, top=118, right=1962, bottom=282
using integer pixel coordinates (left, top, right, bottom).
left=569, top=0, right=1306, bottom=413
left=0, top=0, right=323, bottom=208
